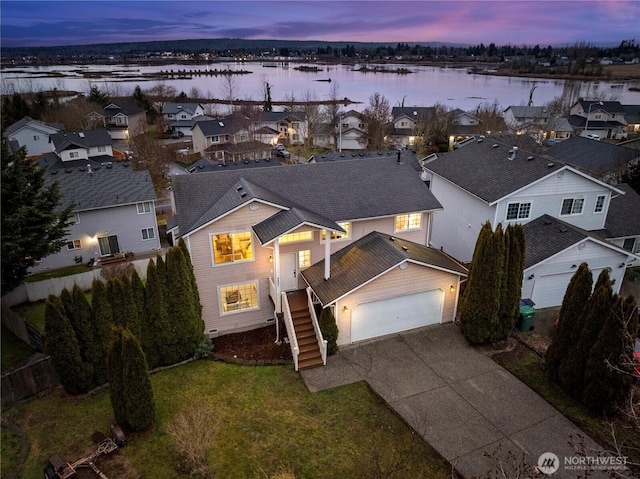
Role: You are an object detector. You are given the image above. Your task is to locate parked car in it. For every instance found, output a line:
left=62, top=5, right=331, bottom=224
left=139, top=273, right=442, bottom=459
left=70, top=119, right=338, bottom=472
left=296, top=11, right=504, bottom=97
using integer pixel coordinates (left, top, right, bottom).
left=586, top=134, right=601, bottom=141
left=172, top=130, right=184, bottom=139
left=275, top=143, right=285, bottom=151
left=277, top=150, right=291, bottom=158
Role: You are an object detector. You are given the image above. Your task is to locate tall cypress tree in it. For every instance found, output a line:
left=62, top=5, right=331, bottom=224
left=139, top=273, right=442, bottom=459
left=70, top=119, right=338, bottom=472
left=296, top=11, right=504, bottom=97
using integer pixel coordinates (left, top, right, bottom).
left=110, top=277, right=139, bottom=330
left=583, top=295, right=639, bottom=415
left=166, top=246, right=201, bottom=361
left=109, top=326, right=156, bottom=432
left=558, top=271, right=613, bottom=399
left=59, top=287, right=75, bottom=325
left=44, top=295, right=93, bottom=394
left=92, top=279, right=113, bottom=354
left=459, top=222, right=504, bottom=343
left=143, top=259, right=165, bottom=369
left=545, top=263, right=593, bottom=382
left=72, top=284, right=105, bottom=389
left=178, top=238, right=202, bottom=320
left=495, top=224, right=525, bottom=340
left=128, top=270, right=146, bottom=345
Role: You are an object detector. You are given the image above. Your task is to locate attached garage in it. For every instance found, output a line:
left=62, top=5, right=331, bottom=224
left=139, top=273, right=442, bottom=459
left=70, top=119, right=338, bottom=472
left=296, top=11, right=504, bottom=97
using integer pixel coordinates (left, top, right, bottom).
left=351, top=289, right=444, bottom=343
left=531, top=272, right=574, bottom=309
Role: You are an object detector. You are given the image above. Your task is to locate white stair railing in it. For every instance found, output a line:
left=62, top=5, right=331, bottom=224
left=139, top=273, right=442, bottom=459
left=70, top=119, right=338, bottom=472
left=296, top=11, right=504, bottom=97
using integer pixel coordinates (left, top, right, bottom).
left=306, top=287, right=328, bottom=366
left=281, top=292, right=299, bottom=371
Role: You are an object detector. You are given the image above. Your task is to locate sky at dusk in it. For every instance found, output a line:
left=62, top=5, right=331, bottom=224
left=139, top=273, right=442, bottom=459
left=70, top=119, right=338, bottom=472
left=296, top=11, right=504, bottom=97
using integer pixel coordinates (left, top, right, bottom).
left=1, top=1, right=638, bottom=48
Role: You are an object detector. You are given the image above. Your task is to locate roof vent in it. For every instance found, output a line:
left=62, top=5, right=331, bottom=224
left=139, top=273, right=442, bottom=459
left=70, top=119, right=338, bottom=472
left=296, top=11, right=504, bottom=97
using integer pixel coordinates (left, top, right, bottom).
left=543, top=219, right=553, bottom=225
left=546, top=162, right=555, bottom=168
left=219, top=121, right=224, bottom=127
left=526, top=156, right=535, bottom=161
left=177, top=105, right=182, bottom=109
left=51, top=170, right=58, bottom=175
left=559, top=227, right=568, bottom=233
left=122, top=162, right=129, bottom=167
left=236, top=185, right=243, bottom=191
left=389, top=236, right=397, bottom=242
left=491, top=144, right=499, bottom=149
left=244, top=159, right=249, bottom=164
left=265, top=158, right=270, bottom=162
left=401, top=246, right=409, bottom=252
left=65, top=168, right=72, bottom=173
left=79, top=166, right=86, bottom=172
left=79, top=132, right=85, bottom=138
left=240, top=192, right=247, bottom=198
left=477, top=138, right=483, bottom=143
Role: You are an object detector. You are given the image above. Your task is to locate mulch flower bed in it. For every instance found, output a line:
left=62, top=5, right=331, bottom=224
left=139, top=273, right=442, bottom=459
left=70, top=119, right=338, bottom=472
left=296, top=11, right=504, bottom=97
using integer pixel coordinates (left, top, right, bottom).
left=210, top=325, right=293, bottom=364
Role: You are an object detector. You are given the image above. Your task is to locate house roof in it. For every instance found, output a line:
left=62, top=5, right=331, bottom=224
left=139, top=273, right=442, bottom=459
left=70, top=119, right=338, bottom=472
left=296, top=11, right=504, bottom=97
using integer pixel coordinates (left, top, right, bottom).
left=4, top=116, right=62, bottom=136
left=601, top=184, right=640, bottom=239
left=546, top=117, right=573, bottom=132
left=574, top=100, right=627, bottom=115
left=170, top=115, right=214, bottom=128
left=187, top=156, right=282, bottom=173
left=204, top=139, right=271, bottom=155
left=251, top=111, right=307, bottom=122
left=310, top=149, right=424, bottom=173
left=566, top=115, right=625, bottom=130
left=253, top=207, right=344, bottom=245
left=504, top=106, right=550, bottom=119
left=425, top=136, right=621, bottom=204
left=522, top=214, right=630, bottom=269
left=44, top=161, right=156, bottom=212
left=302, top=231, right=467, bottom=306
left=172, top=156, right=442, bottom=237
left=162, top=102, right=204, bottom=116
left=545, top=136, right=639, bottom=176
left=99, top=102, right=145, bottom=117
left=392, top=106, right=434, bottom=122
left=622, top=104, right=640, bottom=125
left=50, top=129, right=113, bottom=151
left=196, top=117, right=247, bottom=136
left=36, top=153, right=116, bottom=171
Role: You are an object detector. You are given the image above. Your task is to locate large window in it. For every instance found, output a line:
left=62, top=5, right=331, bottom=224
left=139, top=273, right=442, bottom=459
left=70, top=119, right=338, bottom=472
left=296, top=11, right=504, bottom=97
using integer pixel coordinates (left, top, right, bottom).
left=220, top=282, right=258, bottom=314
left=299, top=250, right=311, bottom=268
left=594, top=195, right=606, bottom=213
left=506, top=202, right=531, bottom=221
left=212, top=231, right=253, bottom=264
left=66, top=239, right=82, bottom=250
left=279, top=231, right=313, bottom=244
left=561, top=198, right=584, bottom=216
left=395, top=213, right=422, bottom=232
left=137, top=202, right=152, bottom=214
left=321, top=222, right=351, bottom=242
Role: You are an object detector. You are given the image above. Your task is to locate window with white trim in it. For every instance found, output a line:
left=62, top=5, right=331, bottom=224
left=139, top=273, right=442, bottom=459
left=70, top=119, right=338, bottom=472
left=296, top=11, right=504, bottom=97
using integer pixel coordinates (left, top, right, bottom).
left=395, top=213, right=422, bottom=231
left=279, top=231, right=313, bottom=244
left=137, top=202, right=152, bottom=214
left=97, top=145, right=106, bottom=153
left=561, top=198, right=584, bottom=216
left=69, top=151, right=80, bottom=159
left=298, top=250, right=311, bottom=268
left=66, top=239, right=82, bottom=250
left=594, top=195, right=606, bottom=213
left=212, top=231, right=253, bottom=264
left=321, top=222, right=351, bottom=242
left=220, top=282, right=258, bottom=313
left=33, top=135, right=40, bottom=141
left=68, top=212, right=80, bottom=225
left=141, top=228, right=155, bottom=240
left=623, top=238, right=640, bottom=254
left=506, top=202, right=531, bottom=221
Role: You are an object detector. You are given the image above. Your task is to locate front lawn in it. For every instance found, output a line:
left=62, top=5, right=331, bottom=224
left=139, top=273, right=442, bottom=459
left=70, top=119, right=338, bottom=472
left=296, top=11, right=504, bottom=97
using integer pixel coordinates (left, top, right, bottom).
left=494, top=344, right=640, bottom=467
left=5, top=360, right=453, bottom=478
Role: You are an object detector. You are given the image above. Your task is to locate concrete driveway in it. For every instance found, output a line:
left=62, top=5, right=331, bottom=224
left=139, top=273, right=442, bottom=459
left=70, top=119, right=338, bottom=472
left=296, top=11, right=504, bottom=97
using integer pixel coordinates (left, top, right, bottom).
left=301, top=323, right=610, bottom=478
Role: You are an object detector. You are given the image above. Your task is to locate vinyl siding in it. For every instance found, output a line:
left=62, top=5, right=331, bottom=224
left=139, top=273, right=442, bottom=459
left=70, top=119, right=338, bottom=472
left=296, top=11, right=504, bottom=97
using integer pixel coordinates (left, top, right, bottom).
left=335, top=262, right=459, bottom=345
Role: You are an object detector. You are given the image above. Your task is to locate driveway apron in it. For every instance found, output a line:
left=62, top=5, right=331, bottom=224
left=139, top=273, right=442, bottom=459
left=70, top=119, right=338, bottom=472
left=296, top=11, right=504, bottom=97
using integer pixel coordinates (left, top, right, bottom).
left=300, top=323, right=610, bottom=479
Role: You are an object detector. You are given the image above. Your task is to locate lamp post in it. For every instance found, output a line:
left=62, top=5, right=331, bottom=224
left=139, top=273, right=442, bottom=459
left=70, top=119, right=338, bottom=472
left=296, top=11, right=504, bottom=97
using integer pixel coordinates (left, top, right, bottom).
left=583, top=101, right=603, bottom=137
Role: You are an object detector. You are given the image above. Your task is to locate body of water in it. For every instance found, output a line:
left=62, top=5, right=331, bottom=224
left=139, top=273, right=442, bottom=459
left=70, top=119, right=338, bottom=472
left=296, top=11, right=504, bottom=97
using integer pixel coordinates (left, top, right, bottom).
left=2, top=62, right=639, bottom=112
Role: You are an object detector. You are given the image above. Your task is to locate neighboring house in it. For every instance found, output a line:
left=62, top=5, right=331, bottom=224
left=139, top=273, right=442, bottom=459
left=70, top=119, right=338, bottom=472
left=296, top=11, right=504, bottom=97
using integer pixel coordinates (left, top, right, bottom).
left=521, top=215, right=636, bottom=308
left=622, top=104, right=640, bottom=135
left=424, top=136, right=633, bottom=307
left=546, top=136, right=640, bottom=182
left=162, top=103, right=208, bottom=136
left=390, top=106, right=434, bottom=149
left=540, top=117, right=573, bottom=143
left=168, top=157, right=459, bottom=366
left=192, top=117, right=256, bottom=155
left=336, top=110, right=366, bottom=150
left=307, top=149, right=424, bottom=176
left=31, top=161, right=160, bottom=273
left=251, top=111, right=308, bottom=146
left=598, top=183, right=640, bottom=255
left=4, top=116, right=63, bottom=156
left=503, top=106, right=550, bottom=134
left=446, top=108, right=481, bottom=147
left=88, top=102, right=148, bottom=140
left=567, top=100, right=627, bottom=140
left=37, top=129, right=114, bottom=169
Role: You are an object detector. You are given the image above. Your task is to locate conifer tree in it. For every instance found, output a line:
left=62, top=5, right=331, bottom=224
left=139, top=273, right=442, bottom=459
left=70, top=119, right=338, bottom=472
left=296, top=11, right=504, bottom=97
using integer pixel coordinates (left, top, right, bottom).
left=143, top=259, right=165, bottom=369
left=108, top=326, right=156, bottom=432
left=319, top=307, right=339, bottom=355
left=583, top=295, right=639, bottom=415
left=129, top=270, right=146, bottom=343
left=110, top=276, right=139, bottom=330
left=178, top=238, right=202, bottom=320
left=72, top=284, right=105, bottom=388
left=459, top=222, right=504, bottom=343
left=165, top=246, right=201, bottom=361
left=495, top=224, right=525, bottom=340
left=155, top=253, right=169, bottom=300
left=545, top=263, right=593, bottom=382
left=44, top=294, right=93, bottom=394
left=92, top=278, right=113, bottom=353
left=59, top=287, right=75, bottom=324
left=558, top=270, right=613, bottom=399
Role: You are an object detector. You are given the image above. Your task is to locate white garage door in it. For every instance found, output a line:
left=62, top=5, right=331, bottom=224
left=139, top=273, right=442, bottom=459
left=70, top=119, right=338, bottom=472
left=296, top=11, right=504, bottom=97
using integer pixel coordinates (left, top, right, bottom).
left=351, top=289, right=444, bottom=343
left=531, top=272, right=574, bottom=308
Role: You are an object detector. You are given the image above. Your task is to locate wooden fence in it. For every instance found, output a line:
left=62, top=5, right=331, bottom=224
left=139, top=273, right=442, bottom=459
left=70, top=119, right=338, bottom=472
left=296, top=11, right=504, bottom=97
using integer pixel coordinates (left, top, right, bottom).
left=1, top=354, right=59, bottom=408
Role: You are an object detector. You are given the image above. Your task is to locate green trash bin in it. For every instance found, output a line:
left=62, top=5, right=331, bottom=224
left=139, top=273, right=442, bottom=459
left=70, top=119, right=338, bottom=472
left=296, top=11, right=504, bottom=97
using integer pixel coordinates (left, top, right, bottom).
left=517, top=305, right=536, bottom=332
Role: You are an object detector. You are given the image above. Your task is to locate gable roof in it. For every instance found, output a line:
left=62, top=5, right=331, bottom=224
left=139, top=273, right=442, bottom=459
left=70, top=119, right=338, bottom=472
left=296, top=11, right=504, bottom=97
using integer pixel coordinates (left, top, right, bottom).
left=504, top=106, right=550, bottom=119
left=195, top=117, right=248, bottom=136
left=302, top=231, right=467, bottom=306
left=425, top=136, right=623, bottom=204
left=392, top=106, right=434, bottom=121
left=523, top=214, right=631, bottom=269
left=44, top=161, right=156, bottom=212
left=574, top=100, right=627, bottom=115
left=309, top=149, right=423, bottom=173
left=172, top=156, right=442, bottom=237
left=253, top=207, right=344, bottom=245
left=546, top=136, right=639, bottom=176
left=4, top=116, right=63, bottom=136
left=101, top=102, right=145, bottom=117
left=251, top=111, right=307, bottom=123
left=50, top=129, right=113, bottom=151
left=162, top=102, right=204, bottom=116
left=601, top=184, right=640, bottom=239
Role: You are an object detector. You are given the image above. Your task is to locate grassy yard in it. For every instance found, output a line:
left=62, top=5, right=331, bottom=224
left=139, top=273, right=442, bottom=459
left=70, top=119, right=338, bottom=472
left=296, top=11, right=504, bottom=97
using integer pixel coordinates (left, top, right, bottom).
left=494, top=345, right=640, bottom=467
left=12, top=293, right=92, bottom=332
left=22, top=264, right=91, bottom=284
left=3, top=360, right=453, bottom=479
left=1, top=326, right=35, bottom=373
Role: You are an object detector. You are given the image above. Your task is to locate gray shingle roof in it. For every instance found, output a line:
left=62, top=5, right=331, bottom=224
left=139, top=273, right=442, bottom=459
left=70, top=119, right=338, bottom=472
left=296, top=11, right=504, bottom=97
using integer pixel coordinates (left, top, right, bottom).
left=196, top=117, right=247, bottom=136
left=426, top=136, right=583, bottom=204
left=172, top=156, right=442, bottom=236
left=302, top=231, right=467, bottom=305
left=50, top=129, right=112, bottom=151
left=4, top=116, right=62, bottom=136
left=310, top=149, right=423, bottom=173
left=100, top=102, right=144, bottom=117
left=44, top=161, right=156, bottom=212
left=253, top=207, right=343, bottom=245
left=162, top=102, right=203, bottom=115
left=504, top=106, right=550, bottom=119
left=523, top=215, right=588, bottom=269
left=602, top=184, right=640, bottom=239
left=546, top=136, right=639, bottom=176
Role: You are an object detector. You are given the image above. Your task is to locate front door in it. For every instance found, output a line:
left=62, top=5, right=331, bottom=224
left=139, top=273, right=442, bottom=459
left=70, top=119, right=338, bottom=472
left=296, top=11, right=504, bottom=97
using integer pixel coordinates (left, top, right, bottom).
left=280, top=252, right=298, bottom=292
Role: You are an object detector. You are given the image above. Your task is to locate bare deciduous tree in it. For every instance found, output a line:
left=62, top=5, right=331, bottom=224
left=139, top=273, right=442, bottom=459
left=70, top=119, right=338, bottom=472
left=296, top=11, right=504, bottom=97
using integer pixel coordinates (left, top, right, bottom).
left=129, top=133, right=172, bottom=198
left=167, top=403, right=216, bottom=476
left=359, top=92, right=392, bottom=150
left=473, top=100, right=505, bottom=135
left=219, top=73, right=239, bottom=115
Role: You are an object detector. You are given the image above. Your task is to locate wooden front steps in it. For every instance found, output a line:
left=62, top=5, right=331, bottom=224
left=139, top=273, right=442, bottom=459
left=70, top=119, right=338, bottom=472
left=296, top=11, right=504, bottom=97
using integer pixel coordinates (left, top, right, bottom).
left=290, top=307, right=323, bottom=370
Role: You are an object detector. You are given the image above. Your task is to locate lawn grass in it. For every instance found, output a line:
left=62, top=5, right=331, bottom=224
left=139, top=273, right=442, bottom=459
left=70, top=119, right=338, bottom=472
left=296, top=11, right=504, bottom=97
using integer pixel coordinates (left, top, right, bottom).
left=6, top=360, right=453, bottom=478
left=1, top=326, right=35, bottom=373
left=1, top=422, right=23, bottom=479
left=495, top=346, right=640, bottom=466
left=12, top=292, right=92, bottom=332
left=22, top=264, right=91, bottom=283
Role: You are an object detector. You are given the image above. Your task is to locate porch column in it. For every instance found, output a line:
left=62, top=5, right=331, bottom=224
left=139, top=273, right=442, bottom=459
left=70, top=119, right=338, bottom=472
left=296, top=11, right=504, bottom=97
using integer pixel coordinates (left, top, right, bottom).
left=274, top=241, right=281, bottom=293
left=324, top=234, right=331, bottom=280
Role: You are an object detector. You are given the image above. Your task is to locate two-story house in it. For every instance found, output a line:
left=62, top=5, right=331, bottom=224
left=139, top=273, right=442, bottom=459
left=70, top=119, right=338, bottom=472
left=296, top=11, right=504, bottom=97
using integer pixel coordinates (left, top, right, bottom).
left=567, top=100, right=627, bottom=140
left=425, top=137, right=637, bottom=308
left=251, top=111, right=308, bottom=146
left=168, top=157, right=467, bottom=368
left=88, top=102, right=147, bottom=140
left=390, top=107, right=435, bottom=149
left=191, top=116, right=272, bottom=162
left=4, top=116, right=63, bottom=157
left=37, top=129, right=114, bottom=169
left=503, top=106, right=550, bottom=135
left=162, top=102, right=208, bottom=137
left=31, top=161, right=160, bottom=273
left=311, top=111, right=367, bottom=151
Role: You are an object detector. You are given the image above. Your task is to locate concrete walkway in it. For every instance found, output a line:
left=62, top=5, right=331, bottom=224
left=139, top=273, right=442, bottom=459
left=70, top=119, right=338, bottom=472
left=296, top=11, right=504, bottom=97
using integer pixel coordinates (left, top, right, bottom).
left=301, top=323, right=610, bottom=479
